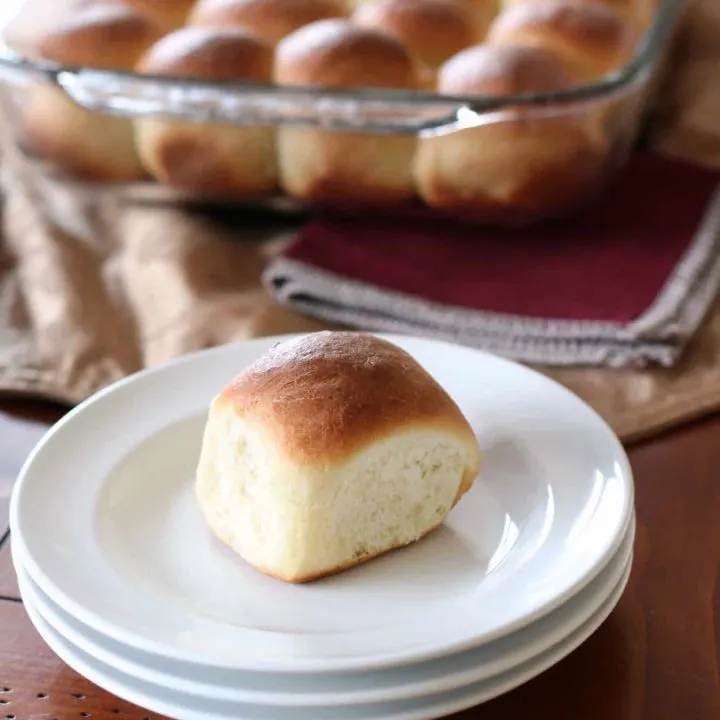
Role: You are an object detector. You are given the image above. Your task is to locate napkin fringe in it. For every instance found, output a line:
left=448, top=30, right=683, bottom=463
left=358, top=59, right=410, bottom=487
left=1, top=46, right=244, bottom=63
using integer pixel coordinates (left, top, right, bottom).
left=264, top=271, right=678, bottom=366
left=264, top=185, right=720, bottom=368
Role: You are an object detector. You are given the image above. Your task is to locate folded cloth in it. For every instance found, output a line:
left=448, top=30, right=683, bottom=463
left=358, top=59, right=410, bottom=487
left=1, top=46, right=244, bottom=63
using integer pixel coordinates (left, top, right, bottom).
left=264, top=154, right=720, bottom=368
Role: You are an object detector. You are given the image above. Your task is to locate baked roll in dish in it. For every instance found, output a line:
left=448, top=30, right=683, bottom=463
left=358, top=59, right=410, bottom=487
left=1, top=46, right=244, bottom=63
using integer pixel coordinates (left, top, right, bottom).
left=500, top=0, right=652, bottom=31
left=87, top=0, right=198, bottom=29
left=188, top=0, right=349, bottom=46
left=353, top=0, right=492, bottom=69
left=487, top=1, right=637, bottom=81
left=195, top=332, right=481, bottom=583
left=274, top=19, right=421, bottom=206
left=134, top=26, right=278, bottom=198
left=22, top=3, right=164, bottom=181
left=414, top=43, right=605, bottom=217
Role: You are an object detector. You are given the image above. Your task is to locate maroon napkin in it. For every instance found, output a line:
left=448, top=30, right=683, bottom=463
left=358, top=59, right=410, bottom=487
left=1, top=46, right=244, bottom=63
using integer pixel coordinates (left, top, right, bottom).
left=264, top=154, right=720, bottom=367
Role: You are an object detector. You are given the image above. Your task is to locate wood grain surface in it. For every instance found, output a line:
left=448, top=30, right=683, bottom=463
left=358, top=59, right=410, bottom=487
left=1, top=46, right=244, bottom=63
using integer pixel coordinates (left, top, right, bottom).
left=1, top=402, right=720, bottom=719
left=0, top=538, right=18, bottom=600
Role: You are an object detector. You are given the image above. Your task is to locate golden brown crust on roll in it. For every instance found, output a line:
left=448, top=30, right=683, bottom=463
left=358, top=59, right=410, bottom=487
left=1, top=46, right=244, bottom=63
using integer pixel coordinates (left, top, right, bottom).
left=487, top=1, right=636, bottom=80
left=22, top=87, right=148, bottom=181
left=414, top=44, right=604, bottom=214
left=36, top=3, right=165, bottom=69
left=277, top=129, right=417, bottom=205
left=197, top=331, right=481, bottom=583
left=415, top=122, right=603, bottom=215
left=275, top=20, right=419, bottom=205
left=136, top=25, right=273, bottom=79
left=134, top=27, right=277, bottom=196
left=353, top=0, right=490, bottom=68
left=637, top=0, right=661, bottom=27
left=501, top=0, right=642, bottom=24
left=189, top=0, right=349, bottom=45
left=275, top=18, right=419, bottom=88
left=134, top=118, right=278, bottom=196
left=218, top=332, right=479, bottom=465
left=502, top=0, right=659, bottom=31
left=439, top=37, right=584, bottom=93
left=23, top=2, right=163, bottom=182
left=81, top=0, right=197, bottom=30
left=119, top=0, right=197, bottom=28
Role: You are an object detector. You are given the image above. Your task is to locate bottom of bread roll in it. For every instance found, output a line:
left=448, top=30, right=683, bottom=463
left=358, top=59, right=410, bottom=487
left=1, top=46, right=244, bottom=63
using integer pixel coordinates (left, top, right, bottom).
left=197, top=419, right=476, bottom=584
left=415, top=115, right=607, bottom=214
left=240, top=511, right=458, bottom=584
left=278, top=127, right=417, bottom=206
left=22, top=85, right=147, bottom=183
left=135, top=119, right=278, bottom=198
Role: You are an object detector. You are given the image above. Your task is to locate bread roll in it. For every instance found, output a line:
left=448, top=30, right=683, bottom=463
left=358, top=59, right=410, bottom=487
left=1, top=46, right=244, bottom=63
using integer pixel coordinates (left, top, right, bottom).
left=275, top=20, right=420, bottom=206
left=120, top=0, right=197, bottom=28
left=22, top=3, right=164, bottom=181
left=414, top=43, right=605, bottom=216
left=500, top=0, right=650, bottom=30
left=35, top=2, right=165, bottom=68
left=133, top=27, right=278, bottom=198
left=189, top=0, right=348, bottom=45
left=487, top=2, right=637, bottom=81
left=637, top=0, right=660, bottom=27
left=353, top=0, right=491, bottom=68
left=80, top=0, right=197, bottom=29
left=195, top=332, right=481, bottom=583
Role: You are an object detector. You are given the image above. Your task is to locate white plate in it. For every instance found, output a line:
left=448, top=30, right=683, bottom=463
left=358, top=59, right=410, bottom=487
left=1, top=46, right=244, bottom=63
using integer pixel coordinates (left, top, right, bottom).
left=10, top=333, right=634, bottom=672
left=13, top=514, right=635, bottom=707
left=22, top=555, right=633, bottom=720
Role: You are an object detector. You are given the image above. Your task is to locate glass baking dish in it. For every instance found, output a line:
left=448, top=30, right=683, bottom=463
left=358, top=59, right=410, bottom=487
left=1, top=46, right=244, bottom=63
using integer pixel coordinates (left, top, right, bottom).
left=0, top=0, right=684, bottom=226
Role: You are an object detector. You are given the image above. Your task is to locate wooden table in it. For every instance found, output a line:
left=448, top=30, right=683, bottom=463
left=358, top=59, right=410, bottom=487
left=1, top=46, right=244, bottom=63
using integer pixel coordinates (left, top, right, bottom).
left=1, top=399, right=720, bottom=720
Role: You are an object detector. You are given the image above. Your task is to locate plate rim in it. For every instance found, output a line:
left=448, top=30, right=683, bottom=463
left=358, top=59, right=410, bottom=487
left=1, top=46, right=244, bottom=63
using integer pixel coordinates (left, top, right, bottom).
left=20, top=554, right=634, bottom=720
left=13, top=515, right=636, bottom=706
left=10, top=332, right=636, bottom=673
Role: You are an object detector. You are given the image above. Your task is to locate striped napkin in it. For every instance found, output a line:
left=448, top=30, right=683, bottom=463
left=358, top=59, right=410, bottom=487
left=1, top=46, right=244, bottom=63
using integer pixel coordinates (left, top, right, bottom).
left=264, top=154, right=720, bottom=368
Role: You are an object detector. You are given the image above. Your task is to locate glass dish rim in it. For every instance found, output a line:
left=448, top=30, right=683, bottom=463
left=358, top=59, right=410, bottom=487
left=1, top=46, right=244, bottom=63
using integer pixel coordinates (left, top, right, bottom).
left=0, top=0, right=681, bottom=107
left=0, top=0, right=683, bottom=136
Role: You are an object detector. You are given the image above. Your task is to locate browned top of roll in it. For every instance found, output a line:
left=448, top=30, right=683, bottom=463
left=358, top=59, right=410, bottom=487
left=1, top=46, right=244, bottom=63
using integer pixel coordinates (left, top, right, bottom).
left=637, top=0, right=660, bottom=26
left=189, top=0, right=349, bottom=45
left=501, top=0, right=658, bottom=30
left=83, top=0, right=198, bottom=29
left=353, top=0, right=488, bottom=68
left=487, top=2, right=636, bottom=78
left=437, top=42, right=581, bottom=95
left=275, top=19, right=419, bottom=88
left=118, top=0, right=198, bottom=28
left=217, top=331, right=479, bottom=464
left=136, top=26, right=273, bottom=81
left=36, top=3, right=166, bottom=69
left=501, top=0, right=637, bottom=19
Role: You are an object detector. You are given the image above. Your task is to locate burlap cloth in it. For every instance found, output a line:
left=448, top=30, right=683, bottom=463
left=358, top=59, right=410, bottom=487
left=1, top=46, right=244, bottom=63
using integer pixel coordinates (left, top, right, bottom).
left=0, top=0, right=718, bottom=446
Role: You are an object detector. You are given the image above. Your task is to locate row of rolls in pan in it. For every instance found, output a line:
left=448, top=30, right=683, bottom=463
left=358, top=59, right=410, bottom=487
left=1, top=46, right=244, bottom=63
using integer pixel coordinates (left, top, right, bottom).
left=18, top=0, right=658, bottom=213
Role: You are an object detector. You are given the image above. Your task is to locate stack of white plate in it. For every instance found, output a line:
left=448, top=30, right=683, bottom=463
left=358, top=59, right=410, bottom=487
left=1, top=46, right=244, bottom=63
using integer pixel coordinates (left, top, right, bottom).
left=10, top=334, right=635, bottom=720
